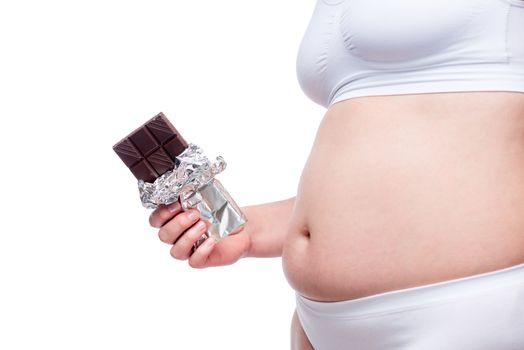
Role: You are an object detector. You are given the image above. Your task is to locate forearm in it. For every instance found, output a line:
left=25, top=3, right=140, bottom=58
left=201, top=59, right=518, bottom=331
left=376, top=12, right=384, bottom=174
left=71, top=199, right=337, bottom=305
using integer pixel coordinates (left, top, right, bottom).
left=241, top=196, right=295, bottom=258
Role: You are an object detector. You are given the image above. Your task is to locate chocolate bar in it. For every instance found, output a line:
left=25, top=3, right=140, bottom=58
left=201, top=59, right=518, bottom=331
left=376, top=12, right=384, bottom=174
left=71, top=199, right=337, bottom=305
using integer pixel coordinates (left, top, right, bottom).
left=113, top=112, right=248, bottom=249
left=113, top=112, right=188, bottom=183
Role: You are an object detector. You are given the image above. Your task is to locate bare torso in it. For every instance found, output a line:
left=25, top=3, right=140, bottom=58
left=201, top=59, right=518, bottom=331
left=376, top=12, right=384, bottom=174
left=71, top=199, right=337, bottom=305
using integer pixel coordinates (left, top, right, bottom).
left=282, top=91, right=524, bottom=302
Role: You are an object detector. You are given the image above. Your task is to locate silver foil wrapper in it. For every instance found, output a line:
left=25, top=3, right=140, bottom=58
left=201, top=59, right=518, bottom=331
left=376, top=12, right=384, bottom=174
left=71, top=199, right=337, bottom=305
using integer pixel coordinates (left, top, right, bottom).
left=138, top=143, right=247, bottom=248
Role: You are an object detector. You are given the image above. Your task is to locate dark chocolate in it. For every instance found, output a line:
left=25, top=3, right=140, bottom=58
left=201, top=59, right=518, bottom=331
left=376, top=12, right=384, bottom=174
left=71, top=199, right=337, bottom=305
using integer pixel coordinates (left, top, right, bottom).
left=113, top=112, right=188, bottom=182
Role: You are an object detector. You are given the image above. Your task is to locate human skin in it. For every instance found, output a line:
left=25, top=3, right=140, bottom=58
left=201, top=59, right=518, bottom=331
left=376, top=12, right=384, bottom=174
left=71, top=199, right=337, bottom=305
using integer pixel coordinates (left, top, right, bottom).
left=150, top=91, right=524, bottom=349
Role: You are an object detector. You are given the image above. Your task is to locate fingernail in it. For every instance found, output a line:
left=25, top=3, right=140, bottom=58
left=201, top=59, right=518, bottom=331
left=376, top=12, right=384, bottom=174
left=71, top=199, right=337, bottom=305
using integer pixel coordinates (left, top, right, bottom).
left=196, top=221, right=206, bottom=232
left=202, top=237, right=217, bottom=249
left=188, top=211, right=199, bottom=221
left=168, top=202, right=181, bottom=213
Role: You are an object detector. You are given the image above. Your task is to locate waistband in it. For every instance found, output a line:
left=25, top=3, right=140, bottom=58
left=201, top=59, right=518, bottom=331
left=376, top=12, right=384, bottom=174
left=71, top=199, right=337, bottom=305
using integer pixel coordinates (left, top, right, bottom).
left=296, top=261, right=524, bottom=319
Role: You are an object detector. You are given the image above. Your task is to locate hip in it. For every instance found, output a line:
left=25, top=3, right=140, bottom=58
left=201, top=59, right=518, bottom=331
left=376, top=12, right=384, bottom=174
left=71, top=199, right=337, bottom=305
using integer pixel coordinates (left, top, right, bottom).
left=295, top=261, right=524, bottom=350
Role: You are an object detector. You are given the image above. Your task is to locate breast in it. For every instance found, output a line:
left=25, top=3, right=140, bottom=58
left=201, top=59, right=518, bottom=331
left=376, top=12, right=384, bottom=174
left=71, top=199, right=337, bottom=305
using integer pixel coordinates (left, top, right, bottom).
left=339, top=0, right=487, bottom=62
left=295, top=0, right=509, bottom=108
left=282, top=92, right=524, bottom=302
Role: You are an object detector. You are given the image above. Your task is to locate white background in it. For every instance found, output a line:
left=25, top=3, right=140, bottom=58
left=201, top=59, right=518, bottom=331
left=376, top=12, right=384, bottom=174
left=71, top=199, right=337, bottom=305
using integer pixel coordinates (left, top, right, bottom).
left=0, top=0, right=326, bottom=349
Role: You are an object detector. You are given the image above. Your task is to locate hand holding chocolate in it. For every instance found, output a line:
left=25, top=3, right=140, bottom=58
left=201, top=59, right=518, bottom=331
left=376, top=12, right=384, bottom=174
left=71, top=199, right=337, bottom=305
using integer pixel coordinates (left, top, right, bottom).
left=113, top=112, right=247, bottom=249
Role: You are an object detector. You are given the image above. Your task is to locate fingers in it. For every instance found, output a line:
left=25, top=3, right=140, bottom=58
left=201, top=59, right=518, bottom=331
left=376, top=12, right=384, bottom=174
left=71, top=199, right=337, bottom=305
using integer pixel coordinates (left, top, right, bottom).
left=150, top=203, right=220, bottom=268
left=149, top=201, right=183, bottom=228
left=169, top=220, right=208, bottom=260
left=158, top=208, right=201, bottom=244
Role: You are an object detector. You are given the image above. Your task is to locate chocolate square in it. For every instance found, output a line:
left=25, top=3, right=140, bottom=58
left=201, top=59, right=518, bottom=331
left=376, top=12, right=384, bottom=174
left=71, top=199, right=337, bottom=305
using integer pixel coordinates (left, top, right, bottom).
left=113, top=112, right=188, bottom=182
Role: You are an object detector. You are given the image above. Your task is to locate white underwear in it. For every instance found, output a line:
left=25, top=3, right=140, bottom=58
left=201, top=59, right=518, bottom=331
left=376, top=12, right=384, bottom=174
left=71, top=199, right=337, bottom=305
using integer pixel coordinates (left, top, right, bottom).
left=296, top=262, right=524, bottom=349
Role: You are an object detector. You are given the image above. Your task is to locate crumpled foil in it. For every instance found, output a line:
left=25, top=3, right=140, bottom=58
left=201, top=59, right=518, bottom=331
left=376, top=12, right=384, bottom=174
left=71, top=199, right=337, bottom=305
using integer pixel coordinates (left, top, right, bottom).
left=138, top=143, right=247, bottom=249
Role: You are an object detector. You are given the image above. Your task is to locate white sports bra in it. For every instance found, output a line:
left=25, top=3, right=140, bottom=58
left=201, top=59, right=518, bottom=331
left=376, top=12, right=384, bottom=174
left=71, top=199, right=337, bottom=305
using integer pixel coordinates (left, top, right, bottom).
left=296, top=0, right=524, bottom=108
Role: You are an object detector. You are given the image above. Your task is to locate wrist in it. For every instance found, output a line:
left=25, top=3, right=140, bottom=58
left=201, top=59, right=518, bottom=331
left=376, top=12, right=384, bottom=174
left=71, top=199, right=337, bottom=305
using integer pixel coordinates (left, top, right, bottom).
left=241, top=197, right=294, bottom=258
left=240, top=205, right=258, bottom=258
